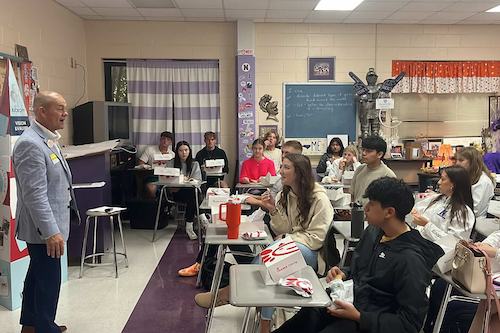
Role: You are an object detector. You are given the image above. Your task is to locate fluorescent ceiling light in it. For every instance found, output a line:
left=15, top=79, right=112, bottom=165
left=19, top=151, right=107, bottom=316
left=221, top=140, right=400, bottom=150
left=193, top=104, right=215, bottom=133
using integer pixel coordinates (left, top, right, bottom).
left=486, top=5, right=500, bottom=12
left=314, top=0, right=364, bottom=11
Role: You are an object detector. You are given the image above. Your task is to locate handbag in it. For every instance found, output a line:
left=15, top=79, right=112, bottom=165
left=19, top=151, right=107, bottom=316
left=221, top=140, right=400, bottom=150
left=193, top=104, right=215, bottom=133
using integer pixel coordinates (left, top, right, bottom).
left=451, top=240, right=500, bottom=332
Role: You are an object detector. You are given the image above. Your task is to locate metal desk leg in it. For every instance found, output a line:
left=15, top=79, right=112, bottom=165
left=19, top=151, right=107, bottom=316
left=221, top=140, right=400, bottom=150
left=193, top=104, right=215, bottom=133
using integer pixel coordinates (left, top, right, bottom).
left=240, top=307, right=251, bottom=333
left=195, top=186, right=201, bottom=249
left=205, top=244, right=227, bottom=333
left=152, top=186, right=165, bottom=242
left=196, top=243, right=210, bottom=288
left=252, top=307, right=262, bottom=333
left=433, top=282, right=452, bottom=333
left=339, top=239, right=349, bottom=269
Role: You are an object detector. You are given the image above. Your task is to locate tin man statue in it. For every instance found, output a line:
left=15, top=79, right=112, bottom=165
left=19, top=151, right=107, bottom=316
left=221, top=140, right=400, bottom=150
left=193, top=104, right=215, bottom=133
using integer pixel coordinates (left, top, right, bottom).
left=349, top=68, right=406, bottom=139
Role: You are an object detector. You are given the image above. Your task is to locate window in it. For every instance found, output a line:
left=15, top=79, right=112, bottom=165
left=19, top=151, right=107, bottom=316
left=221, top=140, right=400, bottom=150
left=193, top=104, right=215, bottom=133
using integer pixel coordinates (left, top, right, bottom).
left=104, top=61, right=127, bottom=102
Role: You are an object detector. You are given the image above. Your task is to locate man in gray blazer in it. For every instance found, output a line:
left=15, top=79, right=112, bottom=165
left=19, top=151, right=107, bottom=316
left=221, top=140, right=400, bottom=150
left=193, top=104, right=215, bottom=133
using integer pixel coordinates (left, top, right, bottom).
left=14, top=91, right=79, bottom=333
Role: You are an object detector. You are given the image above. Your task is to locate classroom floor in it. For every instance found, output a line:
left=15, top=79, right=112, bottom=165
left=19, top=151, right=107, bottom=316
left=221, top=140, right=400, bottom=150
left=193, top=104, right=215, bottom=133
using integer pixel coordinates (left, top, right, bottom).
left=0, top=222, right=345, bottom=333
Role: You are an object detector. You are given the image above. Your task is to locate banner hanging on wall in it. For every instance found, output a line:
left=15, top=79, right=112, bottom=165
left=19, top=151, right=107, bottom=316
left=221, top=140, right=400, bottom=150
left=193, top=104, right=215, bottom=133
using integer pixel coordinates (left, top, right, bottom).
left=237, top=55, right=256, bottom=173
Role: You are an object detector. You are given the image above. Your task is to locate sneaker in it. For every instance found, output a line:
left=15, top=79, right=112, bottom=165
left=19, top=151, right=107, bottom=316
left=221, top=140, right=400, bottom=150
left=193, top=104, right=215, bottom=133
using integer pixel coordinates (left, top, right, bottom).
left=178, top=263, right=200, bottom=277
left=195, top=291, right=229, bottom=308
left=186, top=222, right=198, bottom=240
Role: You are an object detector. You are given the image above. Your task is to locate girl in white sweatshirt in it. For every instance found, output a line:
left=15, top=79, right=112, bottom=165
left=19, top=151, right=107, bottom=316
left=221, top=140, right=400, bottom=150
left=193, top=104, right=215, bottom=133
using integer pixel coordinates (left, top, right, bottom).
left=456, top=147, right=495, bottom=218
left=325, top=145, right=361, bottom=184
left=411, top=165, right=475, bottom=241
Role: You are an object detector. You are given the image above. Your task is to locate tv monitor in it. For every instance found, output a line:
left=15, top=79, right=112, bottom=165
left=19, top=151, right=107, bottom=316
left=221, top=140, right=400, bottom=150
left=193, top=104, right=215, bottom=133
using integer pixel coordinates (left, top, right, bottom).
left=72, top=101, right=132, bottom=145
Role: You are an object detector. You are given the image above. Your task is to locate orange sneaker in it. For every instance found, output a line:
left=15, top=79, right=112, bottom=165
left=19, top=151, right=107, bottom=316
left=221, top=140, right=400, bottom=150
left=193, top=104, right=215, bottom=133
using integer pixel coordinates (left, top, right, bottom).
left=178, top=262, right=200, bottom=277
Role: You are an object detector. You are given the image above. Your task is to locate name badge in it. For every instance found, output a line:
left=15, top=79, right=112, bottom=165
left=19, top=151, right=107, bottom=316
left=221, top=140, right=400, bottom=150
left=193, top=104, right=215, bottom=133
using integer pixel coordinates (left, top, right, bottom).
left=50, top=153, right=60, bottom=165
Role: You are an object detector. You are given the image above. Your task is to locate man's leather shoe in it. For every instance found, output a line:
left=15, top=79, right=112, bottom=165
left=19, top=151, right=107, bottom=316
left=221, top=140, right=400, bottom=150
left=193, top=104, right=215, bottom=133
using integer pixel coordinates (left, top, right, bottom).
left=21, top=325, right=67, bottom=332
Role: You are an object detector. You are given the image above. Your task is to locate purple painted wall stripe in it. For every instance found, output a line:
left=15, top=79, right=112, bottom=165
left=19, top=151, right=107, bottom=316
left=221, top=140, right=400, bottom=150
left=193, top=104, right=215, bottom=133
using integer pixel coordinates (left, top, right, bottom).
left=132, top=106, right=173, bottom=120
left=128, top=81, right=219, bottom=94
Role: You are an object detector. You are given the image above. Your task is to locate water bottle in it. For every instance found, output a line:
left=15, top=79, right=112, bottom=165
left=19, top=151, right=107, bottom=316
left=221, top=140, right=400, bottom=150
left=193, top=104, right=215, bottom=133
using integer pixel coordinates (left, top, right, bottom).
left=351, top=201, right=365, bottom=238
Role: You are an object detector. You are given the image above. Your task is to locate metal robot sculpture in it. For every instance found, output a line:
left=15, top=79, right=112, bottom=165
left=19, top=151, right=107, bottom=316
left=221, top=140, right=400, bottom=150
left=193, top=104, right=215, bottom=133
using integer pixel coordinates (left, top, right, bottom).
left=259, top=94, right=279, bottom=122
left=349, top=68, right=406, bottom=139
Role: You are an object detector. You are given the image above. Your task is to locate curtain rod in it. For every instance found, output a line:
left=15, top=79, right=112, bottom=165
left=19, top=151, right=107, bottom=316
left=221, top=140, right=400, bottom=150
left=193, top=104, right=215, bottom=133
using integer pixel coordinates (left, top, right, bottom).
left=103, top=59, right=220, bottom=63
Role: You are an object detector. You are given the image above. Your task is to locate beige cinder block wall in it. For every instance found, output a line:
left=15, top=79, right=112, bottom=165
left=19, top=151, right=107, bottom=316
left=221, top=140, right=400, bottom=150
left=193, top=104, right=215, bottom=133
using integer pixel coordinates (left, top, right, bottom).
left=0, top=0, right=87, bottom=145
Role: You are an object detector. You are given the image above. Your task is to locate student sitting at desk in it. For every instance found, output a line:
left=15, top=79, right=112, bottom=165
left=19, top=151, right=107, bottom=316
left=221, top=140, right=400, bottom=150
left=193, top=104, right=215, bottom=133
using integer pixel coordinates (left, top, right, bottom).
left=326, top=145, right=361, bottom=183
left=263, top=129, right=282, bottom=174
left=273, top=177, right=444, bottom=333
left=456, top=147, right=495, bottom=218
left=240, top=139, right=276, bottom=184
left=411, top=165, right=474, bottom=242
left=350, top=136, right=396, bottom=206
left=316, top=137, right=344, bottom=174
left=171, top=141, right=202, bottom=240
left=195, top=154, right=333, bottom=333
left=468, top=231, right=500, bottom=333
left=137, top=131, right=175, bottom=197
left=195, top=131, right=229, bottom=188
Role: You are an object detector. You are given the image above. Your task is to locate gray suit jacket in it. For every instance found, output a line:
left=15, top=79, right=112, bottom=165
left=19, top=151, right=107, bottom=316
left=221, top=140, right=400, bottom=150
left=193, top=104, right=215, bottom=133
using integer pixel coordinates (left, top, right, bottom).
left=13, top=122, right=80, bottom=244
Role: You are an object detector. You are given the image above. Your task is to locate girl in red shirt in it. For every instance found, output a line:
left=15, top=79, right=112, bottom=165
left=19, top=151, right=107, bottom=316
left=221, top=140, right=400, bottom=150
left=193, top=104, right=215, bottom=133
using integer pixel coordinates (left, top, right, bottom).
left=240, top=139, right=276, bottom=183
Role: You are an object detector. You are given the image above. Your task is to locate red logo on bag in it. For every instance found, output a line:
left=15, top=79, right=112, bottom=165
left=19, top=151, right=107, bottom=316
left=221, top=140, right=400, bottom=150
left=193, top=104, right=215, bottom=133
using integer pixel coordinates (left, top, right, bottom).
left=261, top=242, right=299, bottom=263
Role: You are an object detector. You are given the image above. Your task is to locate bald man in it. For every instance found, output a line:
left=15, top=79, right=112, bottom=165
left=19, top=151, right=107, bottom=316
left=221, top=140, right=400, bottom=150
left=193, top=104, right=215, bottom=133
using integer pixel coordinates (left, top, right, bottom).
left=13, top=91, right=79, bottom=333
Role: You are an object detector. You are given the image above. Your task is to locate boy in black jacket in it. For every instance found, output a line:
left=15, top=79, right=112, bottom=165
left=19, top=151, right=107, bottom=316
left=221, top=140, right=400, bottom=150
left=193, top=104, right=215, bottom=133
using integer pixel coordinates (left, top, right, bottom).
left=274, top=177, right=444, bottom=333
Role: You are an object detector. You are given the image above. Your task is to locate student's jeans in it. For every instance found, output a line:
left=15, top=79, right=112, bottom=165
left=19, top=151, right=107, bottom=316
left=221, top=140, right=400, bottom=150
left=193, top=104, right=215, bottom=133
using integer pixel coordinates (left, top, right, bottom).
left=251, top=239, right=318, bottom=321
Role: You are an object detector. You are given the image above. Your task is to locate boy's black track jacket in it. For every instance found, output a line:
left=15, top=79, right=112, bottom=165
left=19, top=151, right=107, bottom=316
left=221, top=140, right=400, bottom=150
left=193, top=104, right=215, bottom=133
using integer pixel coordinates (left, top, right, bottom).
left=342, top=225, right=444, bottom=333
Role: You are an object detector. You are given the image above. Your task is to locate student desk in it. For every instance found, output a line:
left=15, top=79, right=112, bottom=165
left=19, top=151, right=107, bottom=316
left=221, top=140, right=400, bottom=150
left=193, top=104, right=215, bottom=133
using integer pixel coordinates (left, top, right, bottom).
left=432, top=266, right=500, bottom=333
left=235, top=183, right=274, bottom=193
left=229, top=265, right=332, bottom=333
left=332, top=220, right=368, bottom=268
left=150, top=181, right=206, bottom=245
left=203, top=223, right=273, bottom=333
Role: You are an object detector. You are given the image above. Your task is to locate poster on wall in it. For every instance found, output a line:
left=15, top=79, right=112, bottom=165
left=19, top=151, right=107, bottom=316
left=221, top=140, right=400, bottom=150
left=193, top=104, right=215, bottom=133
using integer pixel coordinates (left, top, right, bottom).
left=287, top=138, right=326, bottom=156
left=237, top=55, right=256, bottom=171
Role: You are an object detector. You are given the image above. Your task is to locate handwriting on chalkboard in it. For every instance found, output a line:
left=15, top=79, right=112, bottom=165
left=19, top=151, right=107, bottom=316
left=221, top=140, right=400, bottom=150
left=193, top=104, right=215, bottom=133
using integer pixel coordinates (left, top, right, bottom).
left=286, top=90, right=354, bottom=118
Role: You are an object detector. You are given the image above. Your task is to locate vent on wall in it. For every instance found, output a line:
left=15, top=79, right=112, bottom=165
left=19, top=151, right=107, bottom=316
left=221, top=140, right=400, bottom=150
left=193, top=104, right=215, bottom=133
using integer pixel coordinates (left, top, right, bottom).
left=129, top=0, right=177, bottom=8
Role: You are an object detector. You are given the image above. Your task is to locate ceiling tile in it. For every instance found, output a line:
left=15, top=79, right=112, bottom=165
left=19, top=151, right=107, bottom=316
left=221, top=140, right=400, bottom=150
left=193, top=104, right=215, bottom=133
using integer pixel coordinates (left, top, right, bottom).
left=364, top=0, right=418, bottom=2
left=354, top=1, right=409, bottom=11
left=67, top=6, right=98, bottom=15
left=181, top=9, right=225, bottom=17
left=103, top=16, right=146, bottom=20
left=130, top=0, right=176, bottom=7
left=80, top=15, right=104, bottom=19
left=268, top=1, right=318, bottom=10
left=137, top=8, right=183, bottom=16
left=144, top=16, right=186, bottom=21
left=303, top=18, right=344, bottom=23
left=458, top=0, right=500, bottom=2
left=93, top=7, right=141, bottom=16
left=224, top=0, right=269, bottom=9
left=186, top=17, right=225, bottom=21
left=463, top=12, right=500, bottom=20
left=80, top=0, right=132, bottom=7
left=225, top=9, right=267, bottom=18
left=306, top=11, right=352, bottom=19
left=387, top=11, right=435, bottom=19
left=266, top=10, right=309, bottom=19
left=382, top=19, right=422, bottom=24
left=426, top=11, right=478, bottom=20
left=399, top=2, right=454, bottom=11
left=442, top=2, right=499, bottom=11
left=345, top=11, right=394, bottom=20
left=265, top=18, right=305, bottom=22
left=407, top=0, right=457, bottom=2
left=342, top=19, right=385, bottom=23
left=174, top=0, right=223, bottom=9
left=55, top=0, right=86, bottom=6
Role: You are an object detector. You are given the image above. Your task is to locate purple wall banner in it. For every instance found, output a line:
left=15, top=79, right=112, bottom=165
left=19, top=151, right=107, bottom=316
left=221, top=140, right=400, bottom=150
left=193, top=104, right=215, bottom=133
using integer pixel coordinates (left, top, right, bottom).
left=236, top=55, right=256, bottom=174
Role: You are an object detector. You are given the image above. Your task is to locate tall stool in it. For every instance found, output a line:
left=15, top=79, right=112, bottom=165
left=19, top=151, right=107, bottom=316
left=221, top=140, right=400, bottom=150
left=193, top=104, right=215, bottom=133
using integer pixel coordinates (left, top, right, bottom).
left=79, top=207, right=128, bottom=278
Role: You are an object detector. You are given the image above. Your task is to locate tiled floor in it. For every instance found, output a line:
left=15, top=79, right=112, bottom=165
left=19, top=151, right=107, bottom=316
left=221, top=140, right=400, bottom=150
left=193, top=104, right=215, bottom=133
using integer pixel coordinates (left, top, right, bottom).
left=0, top=223, right=345, bottom=333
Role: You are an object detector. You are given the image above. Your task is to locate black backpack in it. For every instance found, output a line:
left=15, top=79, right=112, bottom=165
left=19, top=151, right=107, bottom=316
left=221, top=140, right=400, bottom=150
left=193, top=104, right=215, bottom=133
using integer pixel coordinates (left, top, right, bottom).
left=200, top=257, right=232, bottom=291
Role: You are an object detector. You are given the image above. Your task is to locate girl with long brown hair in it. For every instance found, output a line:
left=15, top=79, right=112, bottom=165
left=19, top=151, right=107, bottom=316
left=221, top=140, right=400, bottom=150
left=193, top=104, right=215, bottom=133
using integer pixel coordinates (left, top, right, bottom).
left=456, top=147, right=495, bottom=218
left=411, top=165, right=475, bottom=241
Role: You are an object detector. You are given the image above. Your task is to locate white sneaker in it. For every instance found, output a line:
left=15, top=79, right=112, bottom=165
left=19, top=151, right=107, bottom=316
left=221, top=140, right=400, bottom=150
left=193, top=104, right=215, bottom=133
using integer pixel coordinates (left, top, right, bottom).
left=199, top=214, right=210, bottom=230
left=186, top=222, right=198, bottom=240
